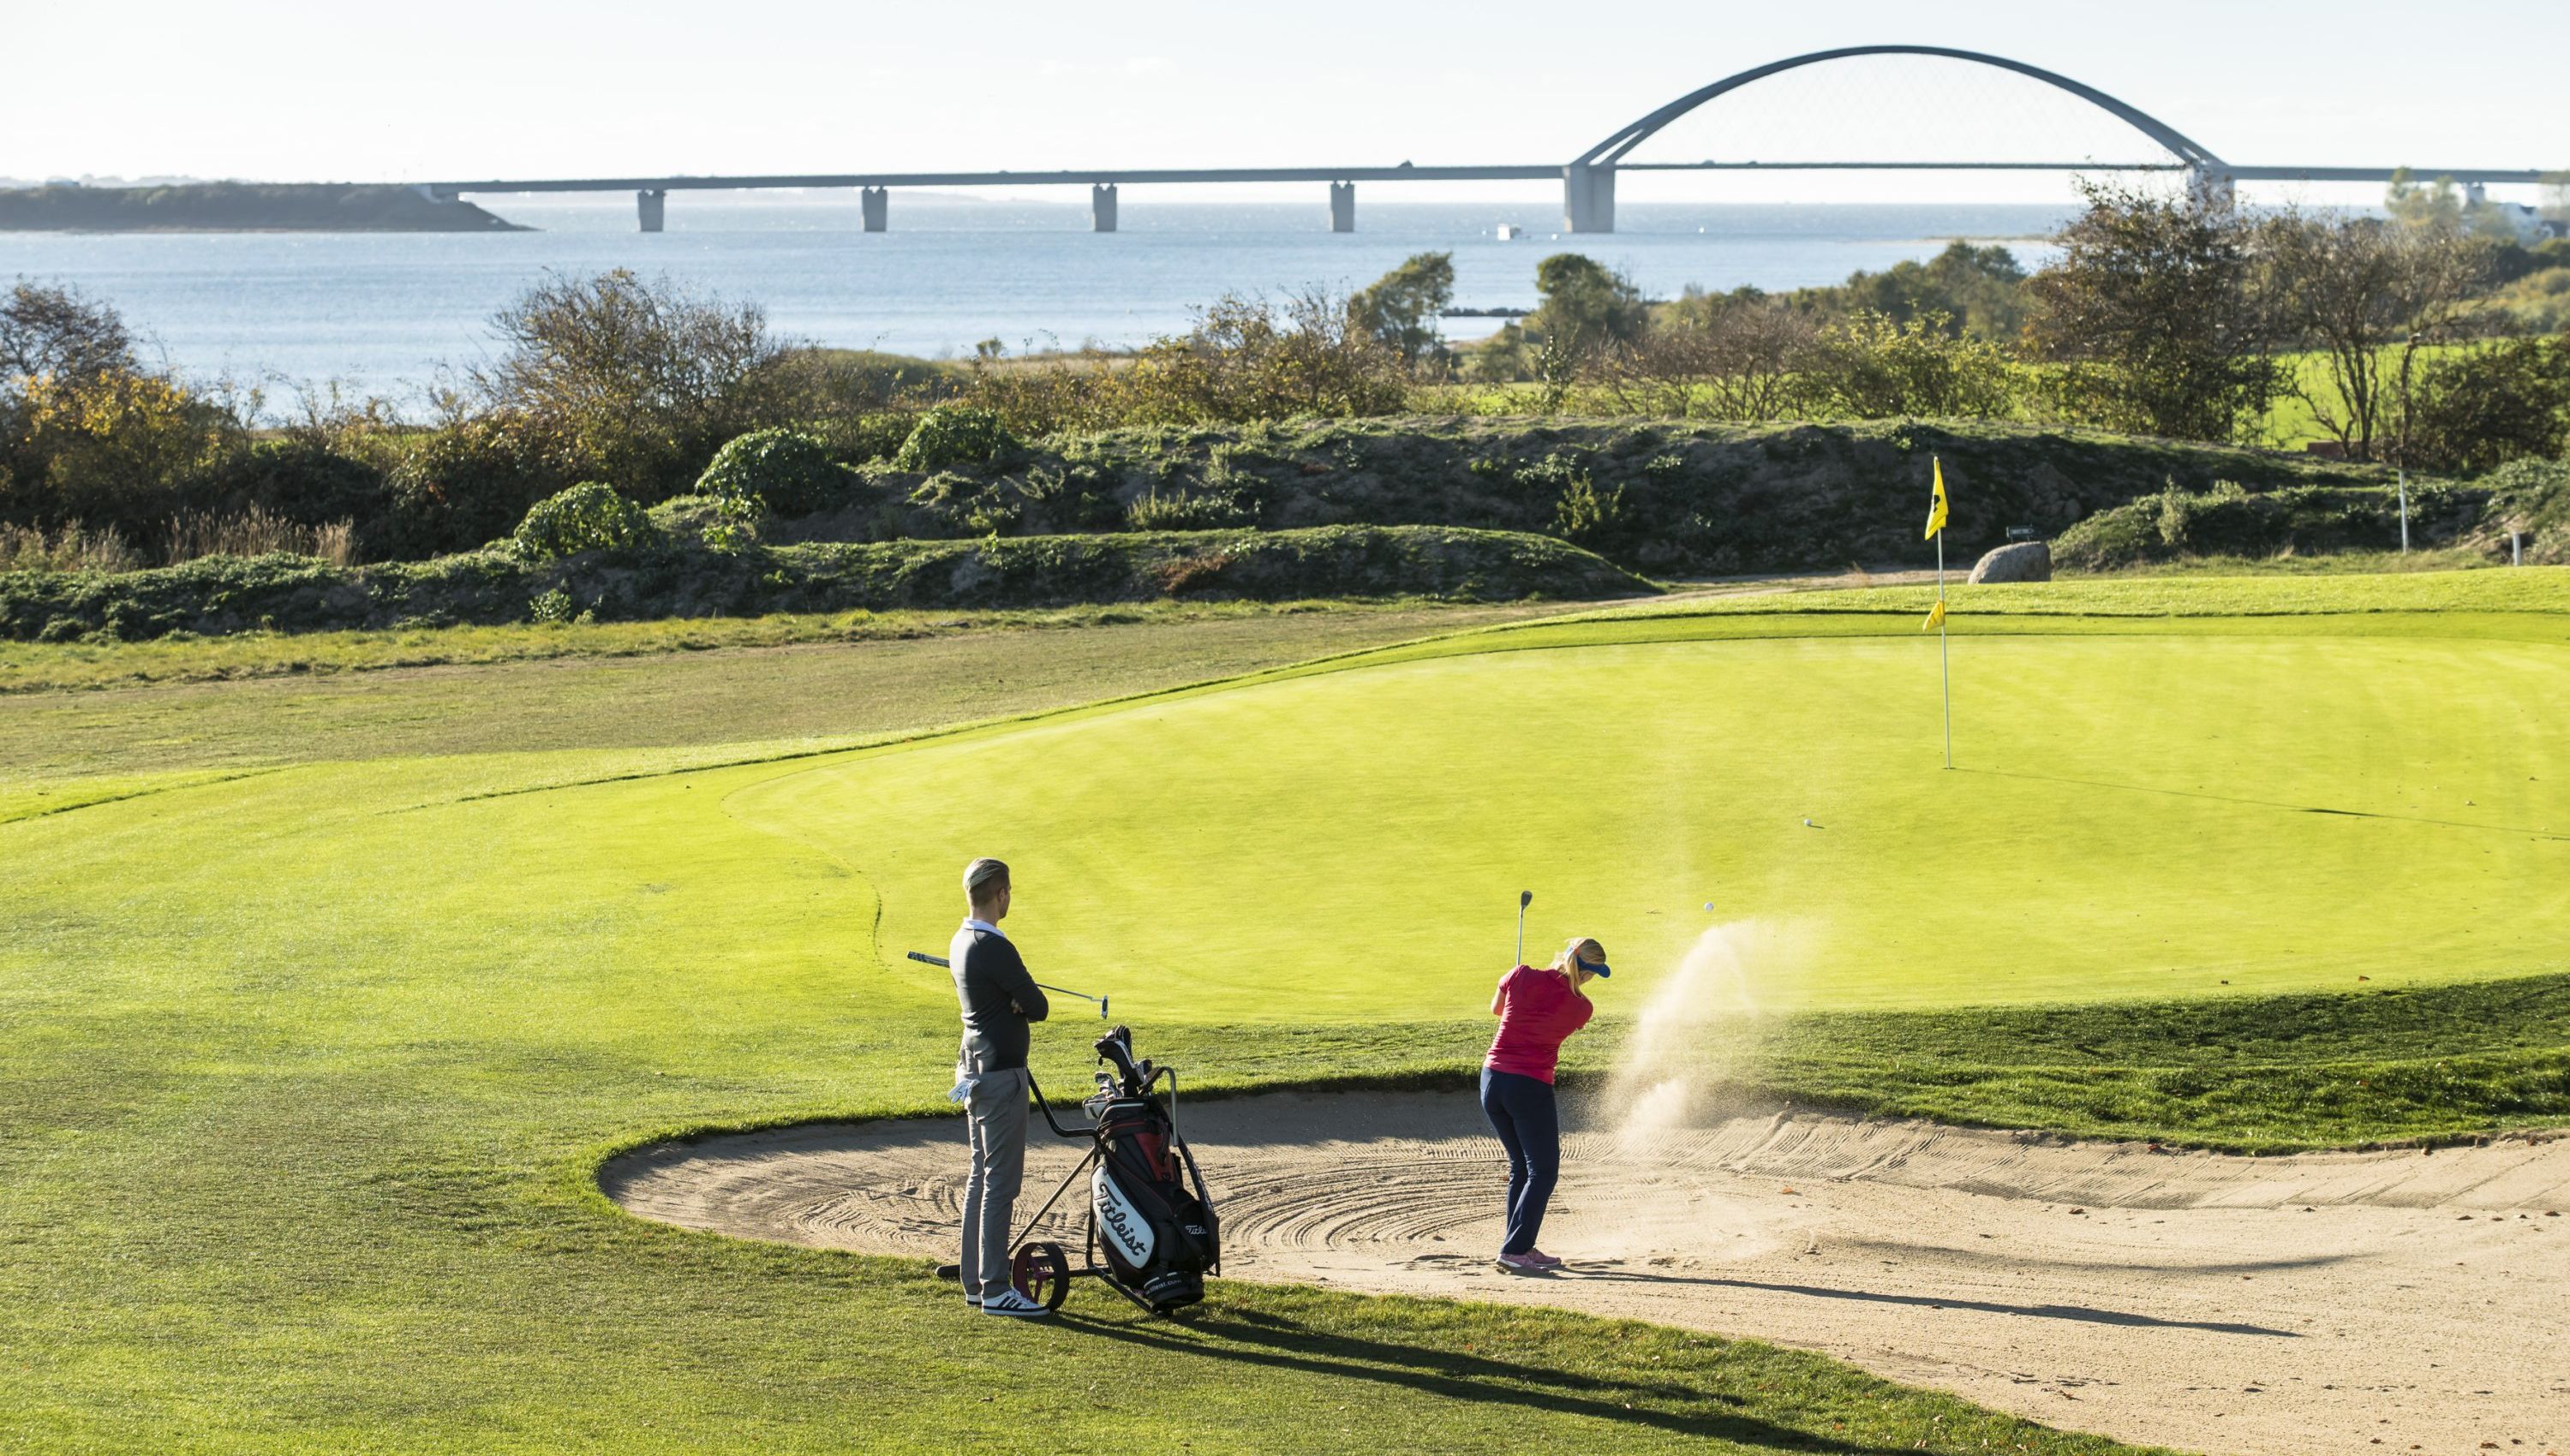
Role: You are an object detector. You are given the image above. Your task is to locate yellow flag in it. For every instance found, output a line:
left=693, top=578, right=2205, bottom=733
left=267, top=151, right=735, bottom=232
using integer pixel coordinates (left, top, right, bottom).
left=1923, top=456, right=1949, bottom=540
left=1922, top=599, right=1946, bottom=632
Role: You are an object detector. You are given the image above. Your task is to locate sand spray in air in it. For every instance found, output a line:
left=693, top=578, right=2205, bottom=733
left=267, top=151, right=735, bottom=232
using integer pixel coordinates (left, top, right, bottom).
left=1595, top=919, right=1804, bottom=1154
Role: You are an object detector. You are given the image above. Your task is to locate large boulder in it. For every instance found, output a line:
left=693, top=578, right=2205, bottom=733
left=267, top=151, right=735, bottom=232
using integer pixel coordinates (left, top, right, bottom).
left=1968, top=540, right=2052, bottom=584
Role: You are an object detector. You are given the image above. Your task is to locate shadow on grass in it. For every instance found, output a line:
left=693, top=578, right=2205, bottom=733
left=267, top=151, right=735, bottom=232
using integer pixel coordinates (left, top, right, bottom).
left=1557, top=1268, right=2296, bottom=1337
left=1959, top=766, right=2570, bottom=842
left=1048, top=1304, right=1920, bottom=1452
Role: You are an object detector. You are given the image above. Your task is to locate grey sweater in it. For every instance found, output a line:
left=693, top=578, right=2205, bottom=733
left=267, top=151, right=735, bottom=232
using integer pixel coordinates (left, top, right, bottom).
left=951, top=925, right=1049, bottom=1072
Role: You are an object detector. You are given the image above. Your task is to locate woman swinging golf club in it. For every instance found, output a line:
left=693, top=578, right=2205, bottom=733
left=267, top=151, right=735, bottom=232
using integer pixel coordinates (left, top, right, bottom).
left=1481, top=933, right=1607, bottom=1274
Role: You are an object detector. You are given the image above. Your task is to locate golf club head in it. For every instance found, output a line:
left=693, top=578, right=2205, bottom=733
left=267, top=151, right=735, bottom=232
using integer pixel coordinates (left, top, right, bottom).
left=1519, top=890, right=1533, bottom=910
left=1097, top=995, right=1109, bottom=1021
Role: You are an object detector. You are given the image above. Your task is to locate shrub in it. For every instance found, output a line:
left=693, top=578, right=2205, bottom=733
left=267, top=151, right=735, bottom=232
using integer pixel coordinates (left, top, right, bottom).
left=894, top=405, right=1018, bottom=473
left=191, top=438, right=388, bottom=528
left=1801, top=310, right=2015, bottom=420
left=511, top=481, right=660, bottom=560
left=1126, top=487, right=1253, bottom=531
left=1548, top=472, right=1627, bottom=547
left=469, top=270, right=799, bottom=500
left=2, top=367, right=237, bottom=539
left=2400, top=336, right=2570, bottom=474
left=807, top=410, right=923, bottom=466
left=696, top=428, right=852, bottom=518
left=379, top=415, right=562, bottom=559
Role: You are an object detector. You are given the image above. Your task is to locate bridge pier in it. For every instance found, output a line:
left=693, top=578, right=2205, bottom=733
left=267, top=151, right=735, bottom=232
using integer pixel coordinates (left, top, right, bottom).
left=860, top=186, right=888, bottom=232
left=1091, top=183, right=1119, bottom=232
left=1328, top=181, right=1354, bottom=233
left=1563, top=164, right=1615, bottom=233
left=636, top=188, right=666, bottom=233
left=2186, top=164, right=2235, bottom=210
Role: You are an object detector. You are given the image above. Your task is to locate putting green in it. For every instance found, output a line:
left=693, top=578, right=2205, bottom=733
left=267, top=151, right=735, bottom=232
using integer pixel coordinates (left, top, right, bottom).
left=733, top=622, right=2570, bottom=1017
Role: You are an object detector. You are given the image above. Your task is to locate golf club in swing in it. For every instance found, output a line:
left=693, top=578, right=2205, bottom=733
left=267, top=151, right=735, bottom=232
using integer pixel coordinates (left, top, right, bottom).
left=1515, top=890, right=1532, bottom=965
left=903, top=950, right=1109, bottom=1019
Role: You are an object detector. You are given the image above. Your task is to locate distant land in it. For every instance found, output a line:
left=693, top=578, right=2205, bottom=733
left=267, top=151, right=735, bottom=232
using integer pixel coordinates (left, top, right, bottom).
left=0, top=182, right=526, bottom=232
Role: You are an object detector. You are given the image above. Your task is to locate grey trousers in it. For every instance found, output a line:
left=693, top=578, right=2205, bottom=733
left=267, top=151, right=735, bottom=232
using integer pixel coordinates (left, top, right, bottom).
left=959, top=1065, right=1030, bottom=1301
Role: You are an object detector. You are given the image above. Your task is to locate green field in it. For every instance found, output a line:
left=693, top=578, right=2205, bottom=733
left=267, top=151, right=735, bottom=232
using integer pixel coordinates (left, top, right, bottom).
left=8, top=569, right=2568, bottom=1451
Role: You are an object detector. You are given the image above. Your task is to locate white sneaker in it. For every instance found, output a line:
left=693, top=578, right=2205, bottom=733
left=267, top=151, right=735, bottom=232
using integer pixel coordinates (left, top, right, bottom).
left=981, top=1289, right=1052, bottom=1318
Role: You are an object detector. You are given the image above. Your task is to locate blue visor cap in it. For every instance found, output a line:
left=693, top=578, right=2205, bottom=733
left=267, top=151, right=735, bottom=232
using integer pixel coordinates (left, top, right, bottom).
left=1579, top=958, right=1611, bottom=979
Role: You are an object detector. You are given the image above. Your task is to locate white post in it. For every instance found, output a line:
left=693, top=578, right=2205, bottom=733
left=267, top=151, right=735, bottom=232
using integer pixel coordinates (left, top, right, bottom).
left=1937, top=532, right=1951, bottom=771
left=2397, top=470, right=2410, bottom=554
left=2514, top=531, right=2525, bottom=567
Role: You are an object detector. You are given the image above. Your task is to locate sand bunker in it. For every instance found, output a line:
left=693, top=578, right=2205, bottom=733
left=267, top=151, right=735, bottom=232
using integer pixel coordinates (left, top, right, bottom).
left=603, top=1093, right=2569, bottom=1454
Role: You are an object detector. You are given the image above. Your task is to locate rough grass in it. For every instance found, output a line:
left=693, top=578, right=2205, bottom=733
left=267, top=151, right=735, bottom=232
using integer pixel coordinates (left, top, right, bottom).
left=0, top=596, right=1564, bottom=695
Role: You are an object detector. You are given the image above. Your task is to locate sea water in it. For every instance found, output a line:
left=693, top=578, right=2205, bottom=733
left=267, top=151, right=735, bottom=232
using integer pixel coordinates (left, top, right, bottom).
left=0, top=197, right=2067, bottom=410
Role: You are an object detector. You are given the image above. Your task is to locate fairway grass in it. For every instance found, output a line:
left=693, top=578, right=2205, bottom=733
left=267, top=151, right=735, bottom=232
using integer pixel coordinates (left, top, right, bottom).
left=7, top=570, right=2567, bottom=1451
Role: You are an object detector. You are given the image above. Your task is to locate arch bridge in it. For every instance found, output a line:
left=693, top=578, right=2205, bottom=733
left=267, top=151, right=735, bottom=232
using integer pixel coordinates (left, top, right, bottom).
left=424, top=46, right=2550, bottom=233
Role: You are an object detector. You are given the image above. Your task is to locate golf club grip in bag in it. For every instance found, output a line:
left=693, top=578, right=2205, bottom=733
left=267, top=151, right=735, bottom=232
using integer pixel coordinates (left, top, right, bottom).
left=1088, top=1028, right=1218, bottom=1310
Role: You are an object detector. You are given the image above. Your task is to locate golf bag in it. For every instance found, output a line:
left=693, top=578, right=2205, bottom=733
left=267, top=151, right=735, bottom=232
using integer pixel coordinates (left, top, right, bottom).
left=1083, top=1028, right=1221, bottom=1311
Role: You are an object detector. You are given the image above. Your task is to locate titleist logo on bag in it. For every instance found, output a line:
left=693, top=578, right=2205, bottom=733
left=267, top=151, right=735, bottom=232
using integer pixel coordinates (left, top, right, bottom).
left=1093, top=1169, right=1156, bottom=1264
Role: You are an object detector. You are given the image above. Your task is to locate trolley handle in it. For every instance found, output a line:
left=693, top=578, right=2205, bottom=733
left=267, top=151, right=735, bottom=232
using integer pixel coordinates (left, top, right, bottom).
left=1024, top=1071, right=1095, bottom=1142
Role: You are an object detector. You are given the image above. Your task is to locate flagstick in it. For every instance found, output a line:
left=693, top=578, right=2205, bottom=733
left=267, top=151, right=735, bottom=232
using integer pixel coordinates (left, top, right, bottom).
left=1936, top=530, right=1952, bottom=770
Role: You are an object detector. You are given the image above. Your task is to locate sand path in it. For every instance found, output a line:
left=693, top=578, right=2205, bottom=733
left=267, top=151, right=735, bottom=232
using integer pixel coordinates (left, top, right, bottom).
left=601, top=1094, right=2570, bottom=1455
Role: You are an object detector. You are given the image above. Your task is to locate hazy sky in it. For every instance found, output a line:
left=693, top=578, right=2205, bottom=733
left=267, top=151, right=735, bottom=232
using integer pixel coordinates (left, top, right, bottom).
left=16, top=0, right=2561, bottom=204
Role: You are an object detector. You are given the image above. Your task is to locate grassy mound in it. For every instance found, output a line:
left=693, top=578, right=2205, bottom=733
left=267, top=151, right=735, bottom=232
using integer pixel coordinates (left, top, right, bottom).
left=2054, top=458, right=2570, bottom=571
left=0, top=525, right=1649, bottom=642
left=821, top=416, right=2383, bottom=576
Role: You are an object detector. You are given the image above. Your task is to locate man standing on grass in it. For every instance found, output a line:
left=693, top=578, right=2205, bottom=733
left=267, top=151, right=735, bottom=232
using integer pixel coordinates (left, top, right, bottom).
left=951, top=856, right=1052, bottom=1318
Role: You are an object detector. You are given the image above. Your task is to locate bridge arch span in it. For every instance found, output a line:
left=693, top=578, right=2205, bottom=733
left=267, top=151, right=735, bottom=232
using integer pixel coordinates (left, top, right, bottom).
left=1572, top=45, right=2227, bottom=170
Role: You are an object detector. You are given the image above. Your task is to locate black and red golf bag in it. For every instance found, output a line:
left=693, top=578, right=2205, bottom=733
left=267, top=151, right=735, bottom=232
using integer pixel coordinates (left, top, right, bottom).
left=1083, top=1027, right=1221, bottom=1311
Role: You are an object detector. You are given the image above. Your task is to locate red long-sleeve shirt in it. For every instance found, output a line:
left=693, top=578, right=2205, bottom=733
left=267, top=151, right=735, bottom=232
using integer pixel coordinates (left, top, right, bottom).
left=1484, top=964, right=1593, bottom=1084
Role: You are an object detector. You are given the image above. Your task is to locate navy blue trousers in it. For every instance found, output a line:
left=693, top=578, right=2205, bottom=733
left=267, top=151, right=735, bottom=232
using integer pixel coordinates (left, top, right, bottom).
left=1479, top=1068, right=1560, bottom=1256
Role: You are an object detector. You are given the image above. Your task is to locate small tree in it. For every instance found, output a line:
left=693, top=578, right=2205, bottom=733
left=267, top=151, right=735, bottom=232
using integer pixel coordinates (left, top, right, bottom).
left=2261, top=210, right=2490, bottom=463
left=1347, top=253, right=1455, bottom=368
left=2386, top=169, right=2531, bottom=243
left=1, top=281, right=136, bottom=389
left=1823, top=242, right=2029, bottom=339
left=1526, top=254, right=1647, bottom=360
left=2023, top=181, right=2281, bottom=442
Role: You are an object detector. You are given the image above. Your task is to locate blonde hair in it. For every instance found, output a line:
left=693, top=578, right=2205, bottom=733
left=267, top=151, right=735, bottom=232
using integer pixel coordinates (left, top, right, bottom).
left=962, top=857, right=1010, bottom=902
left=1549, top=936, right=1605, bottom=973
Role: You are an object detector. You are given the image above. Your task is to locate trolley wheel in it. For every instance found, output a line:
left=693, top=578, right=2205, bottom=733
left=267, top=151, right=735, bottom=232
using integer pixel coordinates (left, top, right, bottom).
left=1012, top=1241, right=1071, bottom=1311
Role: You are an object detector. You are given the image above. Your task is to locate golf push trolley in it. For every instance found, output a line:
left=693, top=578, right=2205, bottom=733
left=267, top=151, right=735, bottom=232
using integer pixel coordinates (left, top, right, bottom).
left=1000, top=1023, right=1222, bottom=1314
